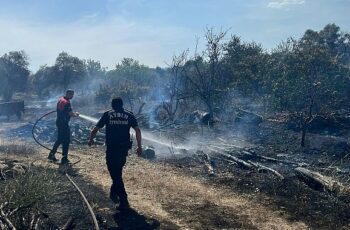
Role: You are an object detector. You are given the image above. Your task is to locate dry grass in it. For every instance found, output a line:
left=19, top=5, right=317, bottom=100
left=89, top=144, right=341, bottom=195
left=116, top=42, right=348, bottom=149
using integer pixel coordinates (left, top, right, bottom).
left=0, top=142, right=97, bottom=229
left=0, top=159, right=98, bottom=229
left=1, top=140, right=347, bottom=229
left=78, top=147, right=308, bottom=230
left=126, top=156, right=309, bottom=230
left=0, top=141, right=36, bottom=155
left=0, top=166, right=64, bottom=229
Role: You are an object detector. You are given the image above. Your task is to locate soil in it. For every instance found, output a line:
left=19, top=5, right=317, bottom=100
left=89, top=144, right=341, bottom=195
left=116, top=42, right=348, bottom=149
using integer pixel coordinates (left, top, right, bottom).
left=0, top=110, right=350, bottom=229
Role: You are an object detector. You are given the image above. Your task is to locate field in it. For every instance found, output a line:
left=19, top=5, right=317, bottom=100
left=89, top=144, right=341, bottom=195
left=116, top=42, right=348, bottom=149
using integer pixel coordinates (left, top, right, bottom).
left=1, top=105, right=350, bottom=229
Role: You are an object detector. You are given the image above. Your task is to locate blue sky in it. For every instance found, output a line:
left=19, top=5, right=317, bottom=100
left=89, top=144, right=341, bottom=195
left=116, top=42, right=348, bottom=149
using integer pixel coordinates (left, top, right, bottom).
left=0, top=0, right=349, bottom=71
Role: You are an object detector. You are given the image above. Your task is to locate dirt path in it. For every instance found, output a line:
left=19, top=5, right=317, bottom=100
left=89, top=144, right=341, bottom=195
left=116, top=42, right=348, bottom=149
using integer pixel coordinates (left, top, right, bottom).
left=0, top=136, right=309, bottom=229
left=49, top=146, right=308, bottom=230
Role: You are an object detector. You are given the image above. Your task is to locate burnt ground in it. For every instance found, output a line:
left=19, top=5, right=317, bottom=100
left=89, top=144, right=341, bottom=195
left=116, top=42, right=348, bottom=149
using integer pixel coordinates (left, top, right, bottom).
left=0, top=109, right=350, bottom=229
left=161, top=120, right=350, bottom=229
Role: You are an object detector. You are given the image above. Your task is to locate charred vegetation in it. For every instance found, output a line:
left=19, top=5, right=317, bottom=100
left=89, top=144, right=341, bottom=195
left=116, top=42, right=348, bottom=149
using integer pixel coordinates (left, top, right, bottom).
left=1, top=23, right=350, bottom=229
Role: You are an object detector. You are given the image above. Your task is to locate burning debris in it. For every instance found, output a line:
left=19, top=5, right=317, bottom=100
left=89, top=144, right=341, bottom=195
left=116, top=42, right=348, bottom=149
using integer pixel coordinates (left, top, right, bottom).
left=71, top=123, right=105, bottom=145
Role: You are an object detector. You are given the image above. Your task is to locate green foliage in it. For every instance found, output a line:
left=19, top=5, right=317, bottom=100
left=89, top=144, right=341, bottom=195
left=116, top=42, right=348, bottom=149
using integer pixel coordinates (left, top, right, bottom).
left=0, top=51, right=30, bottom=101
left=268, top=26, right=350, bottom=114
left=108, top=58, right=153, bottom=86
left=55, top=52, right=86, bottom=90
left=16, top=23, right=350, bottom=146
left=84, top=59, right=106, bottom=83
left=85, top=59, right=105, bottom=76
left=31, top=52, right=87, bottom=95
left=97, top=58, right=159, bottom=111
left=265, top=25, right=350, bottom=146
left=31, top=65, right=57, bottom=96
left=223, top=36, right=268, bottom=97
left=170, top=24, right=350, bottom=126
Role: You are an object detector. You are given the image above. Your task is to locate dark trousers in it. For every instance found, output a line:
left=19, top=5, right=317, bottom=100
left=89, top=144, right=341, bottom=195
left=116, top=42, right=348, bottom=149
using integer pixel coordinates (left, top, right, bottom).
left=106, top=145, right=129, bottom=203
left=51, top=122, right=70, bottom=158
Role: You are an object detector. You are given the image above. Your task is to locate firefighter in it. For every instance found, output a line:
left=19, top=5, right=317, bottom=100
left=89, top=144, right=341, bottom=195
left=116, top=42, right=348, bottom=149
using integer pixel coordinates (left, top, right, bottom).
left=48, top=89, right=79, bottom=164
left=88, top=97, right=142, bottom=209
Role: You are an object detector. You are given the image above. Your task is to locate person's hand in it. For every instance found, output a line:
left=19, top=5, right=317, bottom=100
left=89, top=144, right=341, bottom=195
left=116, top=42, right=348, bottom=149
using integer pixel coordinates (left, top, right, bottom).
left=75, top=112, right=80, bottom=117
left=88, top=139, right=94, bottom=147
left=136, top=147, right=142, bottom=157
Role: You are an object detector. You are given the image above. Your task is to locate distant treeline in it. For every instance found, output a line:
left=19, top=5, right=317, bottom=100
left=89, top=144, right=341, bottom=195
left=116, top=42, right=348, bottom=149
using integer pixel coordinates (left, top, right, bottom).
left=1, top=24, right=350, bottom=127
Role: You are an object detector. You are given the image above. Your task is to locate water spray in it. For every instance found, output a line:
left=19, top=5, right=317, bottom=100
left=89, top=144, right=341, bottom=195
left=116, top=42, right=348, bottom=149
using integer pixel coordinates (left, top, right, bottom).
left=79, top=114, right=99, bottom=123
left=78, top=114, right=191, bottom=152
left=32, top=111, right=97, bottom=153
left=33, top=111, right=191, bottom=156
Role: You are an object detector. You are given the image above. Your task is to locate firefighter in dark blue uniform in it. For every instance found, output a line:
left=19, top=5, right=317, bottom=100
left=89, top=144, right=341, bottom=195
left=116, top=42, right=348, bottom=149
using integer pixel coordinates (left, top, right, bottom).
left=88, top=97, right=142, bottom=209
left=48, top=89, right=79, bottom=164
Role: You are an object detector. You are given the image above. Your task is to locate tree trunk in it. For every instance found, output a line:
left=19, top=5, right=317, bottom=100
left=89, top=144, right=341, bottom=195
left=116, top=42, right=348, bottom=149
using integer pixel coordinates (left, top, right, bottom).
left=220, top=152, right=253, bottom=169
left=247, top=160, right=284, bottom=180
left=295, top=167, right=347, bottom=194
left=301, top=98, right=314, bottom=147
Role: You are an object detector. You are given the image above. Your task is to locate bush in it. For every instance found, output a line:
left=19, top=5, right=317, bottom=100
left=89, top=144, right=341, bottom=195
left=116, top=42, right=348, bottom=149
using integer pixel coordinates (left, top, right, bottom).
left=0, top=167, right=63, bottom=229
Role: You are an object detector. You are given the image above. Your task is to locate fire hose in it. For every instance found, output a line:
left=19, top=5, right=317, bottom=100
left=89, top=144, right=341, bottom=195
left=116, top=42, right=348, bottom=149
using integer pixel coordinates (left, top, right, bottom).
left=31, top=110, right=56, bottom=152
left=31, top=110, right=81, bottom=165
left=32, top=111, right=100, bottom=230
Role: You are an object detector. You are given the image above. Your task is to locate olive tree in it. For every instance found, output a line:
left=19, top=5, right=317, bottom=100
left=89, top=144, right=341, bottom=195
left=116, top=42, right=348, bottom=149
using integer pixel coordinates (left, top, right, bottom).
left=0, top=51, right=30, bottom=101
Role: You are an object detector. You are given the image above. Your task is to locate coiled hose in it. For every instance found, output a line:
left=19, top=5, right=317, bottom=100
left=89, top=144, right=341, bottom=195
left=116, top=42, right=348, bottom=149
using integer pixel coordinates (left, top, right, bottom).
left=32, top=111, right=99, bottom=230
left=31, top=110, right=81, bottom=165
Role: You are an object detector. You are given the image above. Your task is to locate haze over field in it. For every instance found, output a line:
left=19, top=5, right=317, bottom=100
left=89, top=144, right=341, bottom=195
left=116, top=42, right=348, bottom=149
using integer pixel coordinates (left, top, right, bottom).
left=0, top=0, right=349, bottom=71
left=1, top=1, right=350, bottom=229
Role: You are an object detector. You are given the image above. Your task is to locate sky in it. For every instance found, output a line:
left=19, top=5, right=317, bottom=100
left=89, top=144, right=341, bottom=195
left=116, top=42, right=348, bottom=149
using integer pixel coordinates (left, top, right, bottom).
left=0, top=0, right=349, bottom=72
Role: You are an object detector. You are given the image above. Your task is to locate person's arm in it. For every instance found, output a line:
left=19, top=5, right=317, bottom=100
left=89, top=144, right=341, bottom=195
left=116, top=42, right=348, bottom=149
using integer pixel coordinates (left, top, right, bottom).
left=67, top=102, right=79, bottom=117
left=133, top=126, right=142, bottom=156
left=88, top=126, right=100, bottom=146
left=88, top=112, right=107, bottom=146
left=69, top=111, right=79, bottom=117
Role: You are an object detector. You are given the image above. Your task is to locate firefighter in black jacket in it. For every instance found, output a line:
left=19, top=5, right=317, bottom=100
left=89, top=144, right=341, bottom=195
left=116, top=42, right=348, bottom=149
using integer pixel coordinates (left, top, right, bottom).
left=48, top=89, right=79, bottom=164
left=88, top=97, right=142, bottom=209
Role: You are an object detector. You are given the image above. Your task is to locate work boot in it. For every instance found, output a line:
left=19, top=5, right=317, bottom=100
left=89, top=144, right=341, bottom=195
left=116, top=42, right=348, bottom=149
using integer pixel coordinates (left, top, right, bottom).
left=48, top=152, right=58, bottom=162
left=61, top=157, right=70, bottom=165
